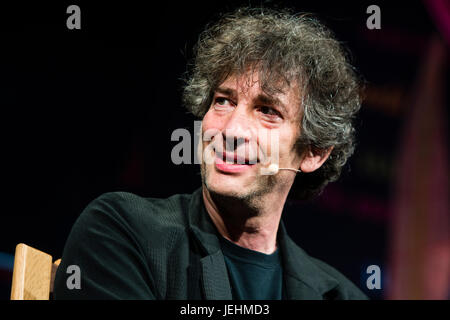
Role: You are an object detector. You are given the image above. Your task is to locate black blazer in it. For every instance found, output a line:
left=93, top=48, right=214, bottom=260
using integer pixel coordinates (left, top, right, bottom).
left=54, top=188, right=368, bottom=300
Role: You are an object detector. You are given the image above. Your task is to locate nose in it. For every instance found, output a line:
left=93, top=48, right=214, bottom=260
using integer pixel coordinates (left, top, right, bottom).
left=222, top=105, right=253, bottom=150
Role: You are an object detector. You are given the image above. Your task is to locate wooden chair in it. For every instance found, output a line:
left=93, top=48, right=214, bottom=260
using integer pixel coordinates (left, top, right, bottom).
left=10, top=243, right=61, bottom=300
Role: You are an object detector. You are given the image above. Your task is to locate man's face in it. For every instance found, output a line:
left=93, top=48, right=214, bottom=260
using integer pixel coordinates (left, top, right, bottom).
left=200, top=72, right=303, bottom=200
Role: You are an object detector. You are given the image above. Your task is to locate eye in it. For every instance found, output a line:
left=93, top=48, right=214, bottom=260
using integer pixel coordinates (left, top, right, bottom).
left=213, top=97, right=235, bottom=111
left=215, top=97, right=232, bottom=105
left=258, top=106, right=282, bottom=119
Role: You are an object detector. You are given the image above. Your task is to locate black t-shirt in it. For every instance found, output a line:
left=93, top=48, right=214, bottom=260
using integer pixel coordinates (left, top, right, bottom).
left=219, top=236, right=284, bottom=300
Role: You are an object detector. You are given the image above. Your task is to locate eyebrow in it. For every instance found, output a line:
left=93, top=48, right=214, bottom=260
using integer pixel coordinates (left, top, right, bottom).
left=214, top=86, right=288, bottom=114
left=215, top=87, right=237, bottom=100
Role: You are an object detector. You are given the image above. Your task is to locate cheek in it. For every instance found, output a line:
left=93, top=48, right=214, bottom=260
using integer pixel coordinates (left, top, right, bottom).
left=202, top=112, right=223, bottom=143
left=273, top=128, right=300, bottom=160
left=202, top=111, right=213, bottom=131
left=255, top=130, right=279, bottom=164
left=282, top=131, right=302, bottom=163
left=202, top=109, right=224, bottom=131
left=201, top=113, right=223, bottom=162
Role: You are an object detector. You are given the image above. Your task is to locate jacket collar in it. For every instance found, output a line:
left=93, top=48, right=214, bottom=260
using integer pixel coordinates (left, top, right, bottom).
left=186, top=187, right=340, bottom=299
left=277, top=222, right=339, bottom=298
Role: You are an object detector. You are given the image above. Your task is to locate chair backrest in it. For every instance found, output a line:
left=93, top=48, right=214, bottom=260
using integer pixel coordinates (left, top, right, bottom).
left=10, top=243, right=61, bottom=300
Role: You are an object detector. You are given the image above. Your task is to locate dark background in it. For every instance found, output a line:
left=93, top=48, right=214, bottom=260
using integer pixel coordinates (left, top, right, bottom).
left=0, top=0, right=447, bottom=300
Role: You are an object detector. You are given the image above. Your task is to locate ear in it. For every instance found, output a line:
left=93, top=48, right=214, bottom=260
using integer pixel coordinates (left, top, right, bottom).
left=299, top=146, right=334, bottom=173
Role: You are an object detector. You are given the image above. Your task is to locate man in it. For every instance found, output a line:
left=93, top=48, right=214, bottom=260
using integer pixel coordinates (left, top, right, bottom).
left=54, top=7, right=367, bottom=299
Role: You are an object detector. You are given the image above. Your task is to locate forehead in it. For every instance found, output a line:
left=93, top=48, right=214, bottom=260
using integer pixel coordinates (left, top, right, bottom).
left=217, top=72, right=302, bottom=119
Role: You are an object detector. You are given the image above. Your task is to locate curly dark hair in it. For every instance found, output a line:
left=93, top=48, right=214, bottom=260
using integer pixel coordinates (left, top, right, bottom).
left=182, top=7, right=362, bottom=200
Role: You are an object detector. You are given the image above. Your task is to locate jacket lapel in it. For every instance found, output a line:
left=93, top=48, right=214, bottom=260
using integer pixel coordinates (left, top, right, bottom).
left=187, top=188, right=233, bottom=300
left=200, top=251, right=233, bottom=299
left=277, top=221, right=340, bottom=299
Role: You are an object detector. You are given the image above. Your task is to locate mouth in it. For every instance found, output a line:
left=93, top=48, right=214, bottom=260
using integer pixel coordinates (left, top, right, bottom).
left=214, top=152, right=258, bottom=173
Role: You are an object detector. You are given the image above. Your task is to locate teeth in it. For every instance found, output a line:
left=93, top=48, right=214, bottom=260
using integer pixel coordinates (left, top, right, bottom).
left=225, top=160, right=235, bottom=164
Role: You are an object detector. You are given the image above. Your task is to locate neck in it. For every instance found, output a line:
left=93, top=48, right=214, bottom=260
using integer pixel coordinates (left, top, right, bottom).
left=202, top=186, right=289, bottom=254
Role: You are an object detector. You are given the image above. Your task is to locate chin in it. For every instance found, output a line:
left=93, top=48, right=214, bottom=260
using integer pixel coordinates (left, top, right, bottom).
left=202, top=165, right=272, bottom=201
left=205, top=172, right=247, bottom=198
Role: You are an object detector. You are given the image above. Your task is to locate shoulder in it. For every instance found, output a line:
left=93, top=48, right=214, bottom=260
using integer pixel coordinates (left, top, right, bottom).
left=74, top=191, right=192, bottom=243
left=89, top=191, right=191, bottom=221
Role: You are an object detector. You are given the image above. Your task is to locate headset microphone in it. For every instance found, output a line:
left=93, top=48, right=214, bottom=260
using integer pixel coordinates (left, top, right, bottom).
left=265, top=163, right=301, bottom=175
